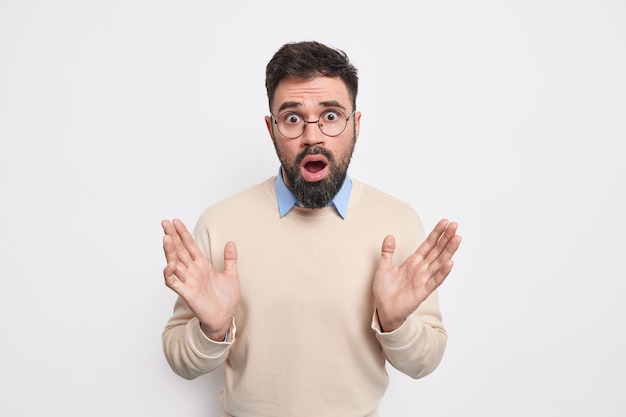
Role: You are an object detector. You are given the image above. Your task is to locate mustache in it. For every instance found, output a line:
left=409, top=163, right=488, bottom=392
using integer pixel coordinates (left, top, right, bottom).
left=294, top=146, right=334, bottom=166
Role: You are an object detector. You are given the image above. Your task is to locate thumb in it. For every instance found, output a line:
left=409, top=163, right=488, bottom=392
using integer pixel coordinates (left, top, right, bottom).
left=223, top=241, right=238, bottom=273
left=379, top=235, right=396, bottom=266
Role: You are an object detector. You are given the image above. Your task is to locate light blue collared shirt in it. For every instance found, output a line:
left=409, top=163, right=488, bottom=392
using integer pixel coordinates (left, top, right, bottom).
left=275, top=167, right=352, bottom=219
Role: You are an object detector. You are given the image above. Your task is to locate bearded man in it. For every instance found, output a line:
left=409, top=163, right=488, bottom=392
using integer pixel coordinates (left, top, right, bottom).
left=161, top=41, right=461, bottom=417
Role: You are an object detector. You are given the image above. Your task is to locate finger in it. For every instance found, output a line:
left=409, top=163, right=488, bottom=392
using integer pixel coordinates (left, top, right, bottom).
left=425, top=234, right=461, bottom=276
left=424, top=221, right=459, bottom=265
left=426, top=233, right=462, bottom=277
left=163, top=260, right=182, bottom=288
left=161, top=219, right=175, bottom=235
left=411, top=219, right=449, bottom=262
left=163, top=235, right=190, bottom=282
left=162, top=219, right=193, bottom=267
left=162, top=221, right=196, bottom=281
left=162, top=233, right=179, bottom=265
left=442, top=234, right=462, bottom=261
left=223, top=241, right=238, bottom=275
left=379, top=235, right=396, bottom=268
left=172, top=218, right=205, bottom=262
left=425, top=259, right=455, bottom=294
left=163, top=225, right=193, bottom=271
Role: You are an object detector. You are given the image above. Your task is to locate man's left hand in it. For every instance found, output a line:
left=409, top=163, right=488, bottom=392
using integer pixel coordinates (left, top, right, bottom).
left=373, top=219, right=462, bottom=332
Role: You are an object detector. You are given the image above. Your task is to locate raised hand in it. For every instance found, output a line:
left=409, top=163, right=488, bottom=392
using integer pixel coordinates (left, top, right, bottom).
left=162, top=218, right=240, bottom=341
left=373, top=219, right=461, bottom=332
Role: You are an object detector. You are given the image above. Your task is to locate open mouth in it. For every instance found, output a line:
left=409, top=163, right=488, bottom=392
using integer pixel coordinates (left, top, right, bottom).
left=300, top=156, right=329, bottom=182
left=304, top=160, right=326, bottom=173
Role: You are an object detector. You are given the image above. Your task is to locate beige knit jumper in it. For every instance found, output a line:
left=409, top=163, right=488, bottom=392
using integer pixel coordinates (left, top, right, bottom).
left=162, top=177, right=447, bottom=417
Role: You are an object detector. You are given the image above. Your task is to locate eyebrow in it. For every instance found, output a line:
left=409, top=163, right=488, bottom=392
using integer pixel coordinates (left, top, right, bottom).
left=276, top=100, right=347, bottom=114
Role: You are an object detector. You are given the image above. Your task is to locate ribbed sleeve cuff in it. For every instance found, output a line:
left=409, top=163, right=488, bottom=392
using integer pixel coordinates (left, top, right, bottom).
left=186, top=317, right=236, bottom=359
left=371, top=310, right=423, bottom=351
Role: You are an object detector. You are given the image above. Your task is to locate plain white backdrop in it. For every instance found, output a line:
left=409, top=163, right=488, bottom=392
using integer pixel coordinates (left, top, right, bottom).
left=1, top=1, right=624, bottom=416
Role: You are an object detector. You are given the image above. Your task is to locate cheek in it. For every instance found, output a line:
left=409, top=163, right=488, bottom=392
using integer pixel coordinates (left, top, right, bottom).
left=332, top=139, right=355, bottom=160
left=275, top=142, right=298, bottom=163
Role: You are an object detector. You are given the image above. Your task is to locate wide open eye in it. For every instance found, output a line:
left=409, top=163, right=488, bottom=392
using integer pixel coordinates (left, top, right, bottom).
left=281, top=112, right=303, bottom=125
left=321, top=110, right=341, bottom=123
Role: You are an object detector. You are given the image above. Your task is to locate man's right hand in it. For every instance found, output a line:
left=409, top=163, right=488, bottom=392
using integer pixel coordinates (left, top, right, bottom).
left=161, top=218, right=240, bottom=342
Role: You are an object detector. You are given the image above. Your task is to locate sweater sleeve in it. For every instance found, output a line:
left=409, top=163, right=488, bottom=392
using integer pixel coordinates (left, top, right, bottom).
left=161, top=296, right=235, bottom=380
left=371, top=290, right=448, bottom=379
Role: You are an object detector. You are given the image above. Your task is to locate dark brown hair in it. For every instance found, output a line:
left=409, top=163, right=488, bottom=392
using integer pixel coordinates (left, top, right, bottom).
left=265, top=41, right=359, bottom=112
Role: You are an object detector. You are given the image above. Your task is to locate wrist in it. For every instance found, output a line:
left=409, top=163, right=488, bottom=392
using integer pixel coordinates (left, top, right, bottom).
left=376, top=309, right=406, bottom=333
left=199, top=321, right=230, bottom=342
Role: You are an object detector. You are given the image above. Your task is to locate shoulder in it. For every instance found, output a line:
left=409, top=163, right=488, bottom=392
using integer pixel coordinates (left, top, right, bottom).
left=350, top=178, right=420, bottom=219
left=196, top=177, right=277, bottom=224
left=350, top=178, right=427, bottom=254
left=347, top=178, right=426, bottom=256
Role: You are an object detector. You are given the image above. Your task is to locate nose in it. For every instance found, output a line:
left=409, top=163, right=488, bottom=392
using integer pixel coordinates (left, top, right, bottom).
left=300, top=121, right=326, bottom=147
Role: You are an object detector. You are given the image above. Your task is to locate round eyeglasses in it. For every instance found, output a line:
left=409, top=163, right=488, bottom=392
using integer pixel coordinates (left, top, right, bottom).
left=271, top=109, right=356, bottom=139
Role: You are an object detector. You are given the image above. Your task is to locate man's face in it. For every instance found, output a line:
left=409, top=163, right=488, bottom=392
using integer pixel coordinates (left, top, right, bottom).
left=264, top=76, right=361, bottom=208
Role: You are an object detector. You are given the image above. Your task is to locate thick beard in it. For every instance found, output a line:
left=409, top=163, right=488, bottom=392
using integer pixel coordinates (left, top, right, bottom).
left=275, top=137, right=356, bottom=209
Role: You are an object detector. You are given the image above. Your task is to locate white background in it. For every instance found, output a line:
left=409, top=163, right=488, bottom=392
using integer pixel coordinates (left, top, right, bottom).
left=1, top=1, right=624, bottom=416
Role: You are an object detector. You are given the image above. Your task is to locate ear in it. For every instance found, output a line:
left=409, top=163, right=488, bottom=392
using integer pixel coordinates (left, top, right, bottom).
left=264, top=115, right=274, bottom=142
left=354, top=111, right=362, bottom=141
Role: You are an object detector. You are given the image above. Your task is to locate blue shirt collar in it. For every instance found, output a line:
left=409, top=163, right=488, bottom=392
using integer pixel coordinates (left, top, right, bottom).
left=275, top=167, right=352, bottom=219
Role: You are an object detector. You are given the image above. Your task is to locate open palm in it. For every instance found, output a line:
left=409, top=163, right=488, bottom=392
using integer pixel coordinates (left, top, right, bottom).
left=162, top=218, right=240, bottom=341
left=373, top=219, right=461, bottom=332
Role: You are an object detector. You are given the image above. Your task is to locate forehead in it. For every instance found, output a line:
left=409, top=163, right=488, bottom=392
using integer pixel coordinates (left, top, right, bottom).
left=273, top=76, right=351, bottom=113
